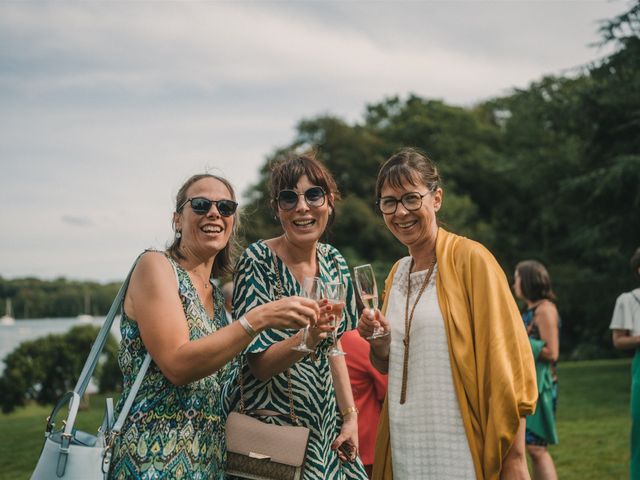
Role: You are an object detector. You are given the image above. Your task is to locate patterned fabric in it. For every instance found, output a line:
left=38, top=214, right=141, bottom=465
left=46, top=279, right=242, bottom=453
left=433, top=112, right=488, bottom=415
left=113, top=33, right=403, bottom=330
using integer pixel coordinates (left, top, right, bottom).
left=386, top=258, right=476, bottom=478
left=522, top=305, right=559, bottom=447
left=109, top=253, right=232, bottom=480
left=231, top=240, right=368, bottom=480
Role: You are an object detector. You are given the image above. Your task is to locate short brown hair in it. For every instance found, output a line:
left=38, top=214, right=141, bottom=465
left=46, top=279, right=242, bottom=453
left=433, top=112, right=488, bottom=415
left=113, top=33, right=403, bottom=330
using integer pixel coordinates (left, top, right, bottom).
left=269, top=151, right=340, bottom=226
left=631, top=247, right=640, bottom=279
left=515, top=260, right=556, bottom=302
left=375, top=147, right=440, bottom=200
left=167, top=173, right=239, bottom=278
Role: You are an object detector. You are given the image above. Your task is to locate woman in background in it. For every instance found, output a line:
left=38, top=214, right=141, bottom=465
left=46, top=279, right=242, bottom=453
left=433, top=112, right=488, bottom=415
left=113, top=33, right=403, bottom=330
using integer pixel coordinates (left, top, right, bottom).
left=514, top=260, right=560, bottom=480
left=610, top=247, right=640, bottom=479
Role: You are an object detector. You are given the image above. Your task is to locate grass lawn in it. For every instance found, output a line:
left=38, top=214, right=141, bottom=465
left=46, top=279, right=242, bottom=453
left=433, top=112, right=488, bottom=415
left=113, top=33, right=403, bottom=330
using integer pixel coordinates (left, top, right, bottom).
left=0, top=358, right=632, bottom=479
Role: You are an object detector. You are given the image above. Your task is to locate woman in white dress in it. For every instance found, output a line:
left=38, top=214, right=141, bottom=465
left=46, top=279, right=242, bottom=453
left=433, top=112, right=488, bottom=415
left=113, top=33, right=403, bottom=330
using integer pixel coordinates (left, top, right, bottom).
left=357, top=148, right=538, bottom=480
left=610, top=246, right=640, bottom=479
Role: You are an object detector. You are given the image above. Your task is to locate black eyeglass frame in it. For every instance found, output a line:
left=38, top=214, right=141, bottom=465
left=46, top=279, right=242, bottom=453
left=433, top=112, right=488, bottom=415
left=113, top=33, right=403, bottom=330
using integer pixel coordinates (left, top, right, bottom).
left=275, top=186, right=327, bottom=211
left=178, top=197, right=238, bottom=217
left=376, top=190, right=434, bottom=215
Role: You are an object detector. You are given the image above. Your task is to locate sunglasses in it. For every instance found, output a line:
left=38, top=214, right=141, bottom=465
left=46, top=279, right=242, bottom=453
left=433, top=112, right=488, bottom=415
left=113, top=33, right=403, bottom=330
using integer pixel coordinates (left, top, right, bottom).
left=178, top=197, right=238, bottom=217
left=276, top=186, right=326, bottom=211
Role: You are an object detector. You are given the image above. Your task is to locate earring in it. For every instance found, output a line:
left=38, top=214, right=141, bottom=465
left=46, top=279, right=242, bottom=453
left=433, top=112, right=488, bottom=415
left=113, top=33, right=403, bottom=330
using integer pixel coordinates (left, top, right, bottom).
left=175, top=231, right=182, bottom=239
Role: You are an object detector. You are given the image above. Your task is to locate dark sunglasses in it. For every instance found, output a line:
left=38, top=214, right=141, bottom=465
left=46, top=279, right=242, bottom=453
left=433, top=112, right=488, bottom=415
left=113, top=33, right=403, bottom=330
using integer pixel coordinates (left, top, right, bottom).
left=178, top=197, right=238, bottom=217
left=276, top=186, right=326, bottom=211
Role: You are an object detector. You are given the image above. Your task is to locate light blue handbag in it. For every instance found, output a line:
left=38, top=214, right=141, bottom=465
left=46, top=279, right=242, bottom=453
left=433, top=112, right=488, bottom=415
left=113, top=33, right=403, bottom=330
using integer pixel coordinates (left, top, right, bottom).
left=31, top=255, right=150, bottom=479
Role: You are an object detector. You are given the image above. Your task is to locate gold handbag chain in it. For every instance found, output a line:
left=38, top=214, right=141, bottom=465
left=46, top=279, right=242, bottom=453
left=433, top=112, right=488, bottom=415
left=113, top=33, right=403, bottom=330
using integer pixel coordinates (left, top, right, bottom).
left=237, top=251, right=299, bottom=425
left=400, top=257, right=436, bottom=404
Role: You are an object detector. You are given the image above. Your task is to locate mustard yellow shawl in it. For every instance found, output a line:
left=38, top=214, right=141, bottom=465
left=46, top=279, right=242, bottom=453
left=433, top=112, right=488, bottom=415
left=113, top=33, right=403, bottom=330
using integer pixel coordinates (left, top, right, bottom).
left=372, top=228, right=537, bottom=480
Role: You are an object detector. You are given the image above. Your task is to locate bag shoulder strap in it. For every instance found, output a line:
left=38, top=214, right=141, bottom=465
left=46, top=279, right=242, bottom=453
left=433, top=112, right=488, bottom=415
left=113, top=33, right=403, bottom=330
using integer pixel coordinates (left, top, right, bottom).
left=237, top=247, right=298, bottom=424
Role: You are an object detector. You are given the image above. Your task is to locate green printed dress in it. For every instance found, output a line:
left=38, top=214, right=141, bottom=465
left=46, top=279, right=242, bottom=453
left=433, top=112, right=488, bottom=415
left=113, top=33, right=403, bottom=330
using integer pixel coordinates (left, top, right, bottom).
left=109, top=254, right=231, bottom=480
left=231, top=240, right=368, bottom=480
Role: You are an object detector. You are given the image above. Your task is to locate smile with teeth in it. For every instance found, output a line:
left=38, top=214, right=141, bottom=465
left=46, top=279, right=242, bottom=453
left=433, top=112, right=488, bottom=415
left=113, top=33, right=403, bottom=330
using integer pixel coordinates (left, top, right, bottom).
left=396, top=220, right=417, bottom=229
left=201, top=225, right=223, bottom=233
left=293, top=219, right=315, bottom=227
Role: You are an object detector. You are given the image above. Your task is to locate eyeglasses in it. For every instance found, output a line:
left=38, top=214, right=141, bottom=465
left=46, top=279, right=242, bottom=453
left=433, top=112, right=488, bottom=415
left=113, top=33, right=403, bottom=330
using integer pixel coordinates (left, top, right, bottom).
left=377, top=191, right=431, bottom=215
left=178, top=197, right=238, bottom=217
left=276, top=186, right=326, bottom=211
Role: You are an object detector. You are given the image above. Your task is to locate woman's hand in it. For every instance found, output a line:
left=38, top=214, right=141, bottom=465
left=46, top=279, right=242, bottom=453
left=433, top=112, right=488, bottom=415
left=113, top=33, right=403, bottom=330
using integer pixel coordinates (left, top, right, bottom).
left=331, top=414, right=359, bottom=463
left=358, top=309, right=390, bottom=347
left=248, top=296, right=320, bottom=332
left=306, top=299, right=334, bottom=348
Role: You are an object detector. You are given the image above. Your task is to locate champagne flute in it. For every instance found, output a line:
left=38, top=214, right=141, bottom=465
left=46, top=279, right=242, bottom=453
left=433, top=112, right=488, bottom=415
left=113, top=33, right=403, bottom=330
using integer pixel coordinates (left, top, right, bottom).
left=354, top=264, right=389, bottom=339
left=291, top=277, right=323, bottom=353
left=324, top=281, right=346, bottom=356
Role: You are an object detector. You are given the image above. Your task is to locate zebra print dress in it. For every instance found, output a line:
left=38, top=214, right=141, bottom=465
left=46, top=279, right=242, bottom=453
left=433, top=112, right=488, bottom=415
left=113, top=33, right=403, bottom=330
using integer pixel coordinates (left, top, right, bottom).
left=231, top=240, right=368, bottom=480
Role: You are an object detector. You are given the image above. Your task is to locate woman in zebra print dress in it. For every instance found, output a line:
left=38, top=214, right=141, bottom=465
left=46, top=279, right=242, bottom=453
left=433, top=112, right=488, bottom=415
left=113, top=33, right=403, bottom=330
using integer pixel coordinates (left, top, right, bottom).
left=232, top=153, right=368, bottom=479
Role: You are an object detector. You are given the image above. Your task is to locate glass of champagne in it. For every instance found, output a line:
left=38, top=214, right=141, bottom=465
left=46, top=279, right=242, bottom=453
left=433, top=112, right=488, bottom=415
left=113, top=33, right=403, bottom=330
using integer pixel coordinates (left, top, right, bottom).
left=292, top=277, right=323, bottom=353
left=323, top=281, right=346, bottom=356
left=354, top=264, right=389, bottom=339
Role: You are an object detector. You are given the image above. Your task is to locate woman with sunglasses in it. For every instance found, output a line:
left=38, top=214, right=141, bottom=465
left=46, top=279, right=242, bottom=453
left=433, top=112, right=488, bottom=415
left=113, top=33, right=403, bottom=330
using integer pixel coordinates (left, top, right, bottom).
left=357, top=148, right=537, bottom=480
left=108, top=174, right=318, bottom=480
left=232, top=154, right=368, bottom=479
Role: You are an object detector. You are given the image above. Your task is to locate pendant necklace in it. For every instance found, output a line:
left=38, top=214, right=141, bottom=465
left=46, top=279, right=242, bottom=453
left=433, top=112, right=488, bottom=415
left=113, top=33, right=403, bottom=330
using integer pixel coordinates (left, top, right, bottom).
left=400, top=256, right=437, bottom=404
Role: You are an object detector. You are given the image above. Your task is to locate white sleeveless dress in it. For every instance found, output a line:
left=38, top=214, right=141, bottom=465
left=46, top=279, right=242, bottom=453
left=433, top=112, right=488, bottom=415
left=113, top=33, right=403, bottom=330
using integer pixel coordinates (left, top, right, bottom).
left=386, top=257, right=476, bottom=479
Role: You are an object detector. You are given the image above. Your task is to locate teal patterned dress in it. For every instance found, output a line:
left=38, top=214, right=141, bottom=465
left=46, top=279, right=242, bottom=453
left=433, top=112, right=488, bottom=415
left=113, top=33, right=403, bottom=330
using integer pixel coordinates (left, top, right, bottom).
left=231, top=240, right=368, bottom=480
left=109, top=253, right=232, bottom=480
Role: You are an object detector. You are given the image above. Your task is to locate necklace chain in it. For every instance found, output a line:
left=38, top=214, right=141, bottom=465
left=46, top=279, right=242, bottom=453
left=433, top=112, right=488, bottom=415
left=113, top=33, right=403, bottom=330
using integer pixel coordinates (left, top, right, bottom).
left=400, top=256, right=436, bottom=404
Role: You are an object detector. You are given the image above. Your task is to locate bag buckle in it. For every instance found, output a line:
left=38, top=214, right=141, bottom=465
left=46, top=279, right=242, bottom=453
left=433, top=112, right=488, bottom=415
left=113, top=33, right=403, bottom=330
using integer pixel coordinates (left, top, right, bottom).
left=248, top=452, right=271, bottom=460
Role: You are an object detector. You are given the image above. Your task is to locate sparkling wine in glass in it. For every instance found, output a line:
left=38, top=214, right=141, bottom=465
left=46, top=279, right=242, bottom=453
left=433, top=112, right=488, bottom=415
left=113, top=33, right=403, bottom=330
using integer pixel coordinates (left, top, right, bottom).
left=354, top=264, right=389, bottom=339
left=323, top=281, right=346, bottom=356
left=291, top=277, right=323, bottom=353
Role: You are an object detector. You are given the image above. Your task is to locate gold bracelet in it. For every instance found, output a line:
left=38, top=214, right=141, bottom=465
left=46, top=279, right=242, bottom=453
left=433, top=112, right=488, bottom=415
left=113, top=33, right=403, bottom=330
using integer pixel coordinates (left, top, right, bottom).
left=341, top=406, right=359, bottom=417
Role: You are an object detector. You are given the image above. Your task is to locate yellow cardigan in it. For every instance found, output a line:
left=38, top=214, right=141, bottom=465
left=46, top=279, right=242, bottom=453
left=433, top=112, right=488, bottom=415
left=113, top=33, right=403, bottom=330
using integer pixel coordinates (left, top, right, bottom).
left=372, top=228, right=537, bottom=480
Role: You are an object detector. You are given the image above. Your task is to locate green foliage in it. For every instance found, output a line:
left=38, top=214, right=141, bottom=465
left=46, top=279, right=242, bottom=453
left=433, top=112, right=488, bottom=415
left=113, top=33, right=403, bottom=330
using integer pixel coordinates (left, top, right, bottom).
left=239, top=1, right=640, bottom=358
left=0, top=325, right=120, bottom=413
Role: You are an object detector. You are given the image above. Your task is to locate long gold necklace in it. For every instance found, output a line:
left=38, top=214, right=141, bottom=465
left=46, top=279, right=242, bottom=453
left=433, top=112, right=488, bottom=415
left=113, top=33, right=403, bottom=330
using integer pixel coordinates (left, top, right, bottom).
left=400, top=256, right=436, bottom=404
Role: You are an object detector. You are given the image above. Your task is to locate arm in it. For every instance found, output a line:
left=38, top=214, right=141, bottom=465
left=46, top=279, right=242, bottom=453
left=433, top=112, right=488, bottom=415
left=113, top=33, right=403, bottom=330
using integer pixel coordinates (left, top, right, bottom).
left=612, top=329, right=640, bottom=350
left=534, top=302, right=559, bottom=362
left=329, top=343, right=359, bottom=461
left=246, top=320, right=331, bottom=381
left=128, top=252, right=315, bottom=386
left=500, top=418, right=530, bottom=480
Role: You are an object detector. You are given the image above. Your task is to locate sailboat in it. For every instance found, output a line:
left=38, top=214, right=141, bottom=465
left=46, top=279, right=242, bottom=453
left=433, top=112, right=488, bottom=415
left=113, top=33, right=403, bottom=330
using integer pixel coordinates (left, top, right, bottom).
left=77, top=292, right=93, bottom=323
left=0, top=298, right=16, bottom=326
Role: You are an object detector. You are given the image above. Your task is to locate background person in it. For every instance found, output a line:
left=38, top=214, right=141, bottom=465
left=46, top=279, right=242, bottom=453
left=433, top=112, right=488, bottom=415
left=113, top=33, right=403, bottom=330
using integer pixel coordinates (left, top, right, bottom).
left=357, top=147, right=537, bottom=480
left=342, top=329, right=388, bottom=478
left=108, top=174, right=317, bottom=479
left=514, top=260, right=560, bottom=480
left=610, top=247, right=640, bottom=479
left=232, top=153, right=368, bottom=479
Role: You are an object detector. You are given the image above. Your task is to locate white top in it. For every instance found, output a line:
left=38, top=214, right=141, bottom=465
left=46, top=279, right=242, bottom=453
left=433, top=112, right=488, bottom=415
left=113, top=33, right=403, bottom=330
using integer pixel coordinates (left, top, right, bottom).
left=386, top=257, right=476, bottom=479
left=610, top=288, right=640, bottom=335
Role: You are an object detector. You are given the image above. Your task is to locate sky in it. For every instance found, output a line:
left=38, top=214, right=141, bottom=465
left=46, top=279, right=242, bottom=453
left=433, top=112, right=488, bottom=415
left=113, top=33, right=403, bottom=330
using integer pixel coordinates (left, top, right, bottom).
left=0, top=0, right=626, bottom=282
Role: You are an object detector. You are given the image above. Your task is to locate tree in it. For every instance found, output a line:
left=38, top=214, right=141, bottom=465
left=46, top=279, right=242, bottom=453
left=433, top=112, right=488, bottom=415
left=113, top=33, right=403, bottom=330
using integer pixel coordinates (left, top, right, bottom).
left=0, top=325, right=120, bottom=413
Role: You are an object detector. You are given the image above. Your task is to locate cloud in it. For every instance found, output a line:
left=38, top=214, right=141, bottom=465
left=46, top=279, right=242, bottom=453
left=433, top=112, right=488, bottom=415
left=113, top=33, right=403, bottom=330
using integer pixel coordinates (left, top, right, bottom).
left=0, top=1, right=625, bottom=281
left=61, top=215, right=93, bottom=227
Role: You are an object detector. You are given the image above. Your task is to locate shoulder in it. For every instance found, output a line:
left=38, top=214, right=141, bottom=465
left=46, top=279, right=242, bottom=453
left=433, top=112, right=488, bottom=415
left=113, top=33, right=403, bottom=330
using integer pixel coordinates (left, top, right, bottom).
left=535, top=301, right=559, bottom=324
left=615, top=291, right=635, bottom=306
left=319, top=242, right=344, bottom=261
left=129, top=251, right=177, bottom=294
left=236, top=240, right=271, bottom=266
